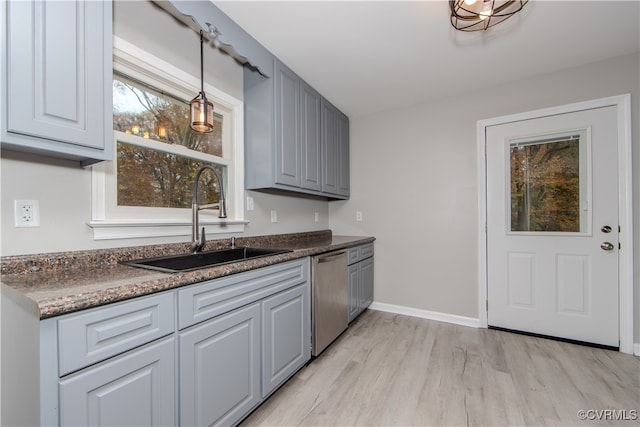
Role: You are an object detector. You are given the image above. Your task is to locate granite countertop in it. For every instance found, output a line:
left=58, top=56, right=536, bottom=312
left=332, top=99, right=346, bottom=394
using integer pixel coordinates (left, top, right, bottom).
left=0, top=230, right=374, bottom=319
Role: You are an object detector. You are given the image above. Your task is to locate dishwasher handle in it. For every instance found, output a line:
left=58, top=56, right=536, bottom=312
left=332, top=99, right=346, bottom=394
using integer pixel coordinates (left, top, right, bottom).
left=316, top=251, right=346, bottom=263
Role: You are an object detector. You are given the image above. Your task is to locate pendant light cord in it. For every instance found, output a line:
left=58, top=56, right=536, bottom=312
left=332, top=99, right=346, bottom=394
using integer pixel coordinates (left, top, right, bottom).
left=199, top=30, right=205, bottom=96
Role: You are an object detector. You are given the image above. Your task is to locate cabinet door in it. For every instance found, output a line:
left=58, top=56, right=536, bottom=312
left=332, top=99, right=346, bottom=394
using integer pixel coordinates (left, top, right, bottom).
left=348, top=263, right=360, bottom=323
left=274, top=60, right=300, bottom=187
left=180, top=303, right=261, bottom=427
left=59, top=337, right=175, bottom=427
left=336, top=111, right=350, bottom=197
left=262, top=284, right=310, bottom=397
left=321, top=99, right=339, bottom=194
left=3, top=0, right=113, bottom=164
left=299, top=81, right=322, bottom=192
left=361, top=257, right=374, bottom=310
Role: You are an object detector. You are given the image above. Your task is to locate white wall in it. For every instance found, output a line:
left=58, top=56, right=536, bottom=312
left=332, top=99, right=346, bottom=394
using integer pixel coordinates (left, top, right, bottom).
left=330, top=53, right=640, bottom=341
left=0, top=0, right=329, bottom=256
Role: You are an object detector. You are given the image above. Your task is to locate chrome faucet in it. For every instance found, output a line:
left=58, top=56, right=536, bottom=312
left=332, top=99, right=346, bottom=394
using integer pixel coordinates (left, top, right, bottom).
left=191, top=165, right=227, bottom=253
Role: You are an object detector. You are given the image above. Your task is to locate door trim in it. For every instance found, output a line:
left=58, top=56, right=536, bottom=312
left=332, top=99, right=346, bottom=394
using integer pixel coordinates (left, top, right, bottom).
left=477, top=94, right=633, bottom=354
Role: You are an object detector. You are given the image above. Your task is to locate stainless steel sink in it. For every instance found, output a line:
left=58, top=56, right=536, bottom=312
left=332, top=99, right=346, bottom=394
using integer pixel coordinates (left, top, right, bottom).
left=123, top=247, right=292, bottom=273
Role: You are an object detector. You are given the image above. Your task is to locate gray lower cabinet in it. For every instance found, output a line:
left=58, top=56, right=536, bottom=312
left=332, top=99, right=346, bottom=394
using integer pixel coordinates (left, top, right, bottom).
left=59, top=337, right=176, bottom=426
left=178, top=259, right=310, bottom=426
left=179, top=303, right=262, bottom=427
left=348, top=263, right=361, bottom=322
left=261, top=283, right=310, bottom=397
left=57, top=292, right=175, bottom=376
left=348, top=244, right=375, bottom=323
left=40, top=258, right=311, bottom=427
left=361, top=257, right=374, bottom=309
left=1, top=0, right=113, bottom=165
left=41, top=292, right=176, bottom=427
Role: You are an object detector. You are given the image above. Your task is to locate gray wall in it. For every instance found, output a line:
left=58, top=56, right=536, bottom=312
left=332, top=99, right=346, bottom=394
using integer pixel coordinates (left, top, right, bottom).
left=0, top=0, right=329, bottom=256
left=330, top=52, right=639, bottom=343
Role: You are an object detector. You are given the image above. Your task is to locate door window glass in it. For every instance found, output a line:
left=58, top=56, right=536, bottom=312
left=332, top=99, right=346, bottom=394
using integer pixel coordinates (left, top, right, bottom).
left=509, top=131, right=588, bottom=233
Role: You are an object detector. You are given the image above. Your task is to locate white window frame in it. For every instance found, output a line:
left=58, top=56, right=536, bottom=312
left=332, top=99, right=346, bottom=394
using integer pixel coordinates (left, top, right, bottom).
left=89, top=37, right=245, bottom=240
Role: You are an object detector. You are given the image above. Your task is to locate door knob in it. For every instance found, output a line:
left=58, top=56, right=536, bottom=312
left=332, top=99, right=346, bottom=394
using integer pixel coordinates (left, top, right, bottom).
left=600, top=242, right=615, bottom=251
left=601, top=225, right=612, bottom=233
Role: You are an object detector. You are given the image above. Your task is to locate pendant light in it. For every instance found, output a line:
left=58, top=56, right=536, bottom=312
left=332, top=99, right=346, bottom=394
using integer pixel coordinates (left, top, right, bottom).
left=190, top=30, right=214, bottom=133
left=450, top=0, right=528, bottom=32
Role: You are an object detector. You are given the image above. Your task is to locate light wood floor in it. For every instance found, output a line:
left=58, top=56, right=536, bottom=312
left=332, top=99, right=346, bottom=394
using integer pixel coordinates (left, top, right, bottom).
left=241, top=309, right=640, bottom=426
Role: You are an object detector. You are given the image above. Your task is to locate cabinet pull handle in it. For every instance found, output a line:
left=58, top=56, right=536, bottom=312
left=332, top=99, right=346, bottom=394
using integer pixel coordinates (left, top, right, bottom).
left=317, top=252, right=346, bottom=263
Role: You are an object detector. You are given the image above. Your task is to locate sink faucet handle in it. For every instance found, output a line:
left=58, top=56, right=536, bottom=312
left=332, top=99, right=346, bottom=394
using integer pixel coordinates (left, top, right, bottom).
left=200, top=227, right=206, bottom=248
left=190, top=226, right=206, bottom=253
left=231, top=236, right=236, bottom=249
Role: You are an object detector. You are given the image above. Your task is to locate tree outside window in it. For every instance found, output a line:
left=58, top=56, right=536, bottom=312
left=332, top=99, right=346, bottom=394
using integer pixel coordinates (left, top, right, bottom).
left=113, top=75, right=224, bottom=209
left=510, top=137, right=581, bottom=232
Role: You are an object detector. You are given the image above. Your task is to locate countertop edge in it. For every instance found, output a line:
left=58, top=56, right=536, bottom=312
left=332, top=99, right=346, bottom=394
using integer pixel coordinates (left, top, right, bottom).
left=2, top=235, right=375, bottom=320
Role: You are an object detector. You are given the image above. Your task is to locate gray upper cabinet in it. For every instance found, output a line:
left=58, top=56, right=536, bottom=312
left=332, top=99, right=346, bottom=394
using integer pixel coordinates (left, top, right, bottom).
left=337, top=111, right=350, bottom=196
left=1, top=0, right=113, bottom=166
left=275, top=60, right=301, bottom=187
left=321, top=99, right=350, bottom=197
left=244, top=57, right=349, bottom=199
left=300, top=81, right=322, bottom=192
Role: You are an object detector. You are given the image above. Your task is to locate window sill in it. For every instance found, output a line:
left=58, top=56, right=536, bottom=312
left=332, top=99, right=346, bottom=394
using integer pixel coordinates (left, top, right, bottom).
left=88, top=220, right=248, bottom=240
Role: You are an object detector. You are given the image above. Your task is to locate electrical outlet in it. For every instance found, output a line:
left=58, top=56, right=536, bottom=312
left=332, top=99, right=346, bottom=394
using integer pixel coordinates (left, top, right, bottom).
left=314, top=212, right=319, bottom=222
left=246, top=196, right=254, bottom=211
left=356, top=211, right=363, bottom=222
left=270, top=210, right=278, bottom=223
left=15, top=199, right=40, bottom=227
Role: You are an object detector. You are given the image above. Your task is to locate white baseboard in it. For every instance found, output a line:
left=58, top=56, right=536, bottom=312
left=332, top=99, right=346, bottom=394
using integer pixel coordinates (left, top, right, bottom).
left=368, top=302, right=481, bottom=329
left=634, top=343, right=640, bottom=357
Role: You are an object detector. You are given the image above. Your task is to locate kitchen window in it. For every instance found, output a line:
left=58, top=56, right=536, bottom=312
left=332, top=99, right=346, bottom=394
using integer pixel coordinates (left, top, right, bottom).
left=90, top=37, right=245, bottom=240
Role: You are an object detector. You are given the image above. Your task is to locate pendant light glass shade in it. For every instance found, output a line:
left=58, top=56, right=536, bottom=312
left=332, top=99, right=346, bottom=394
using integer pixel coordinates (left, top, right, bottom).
left=190, top=30, right=214, bottom=133
left=450, top=0, right=528, bottom=32
left=190, top=94, right=214, bottom=133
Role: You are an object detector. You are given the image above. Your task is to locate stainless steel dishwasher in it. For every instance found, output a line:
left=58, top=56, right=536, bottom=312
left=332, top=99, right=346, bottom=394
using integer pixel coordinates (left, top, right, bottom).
left=311, top=250, right=348, bottom=356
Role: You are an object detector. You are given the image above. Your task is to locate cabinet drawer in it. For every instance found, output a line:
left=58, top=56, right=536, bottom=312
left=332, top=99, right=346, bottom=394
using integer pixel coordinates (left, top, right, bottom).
left=347, top=247, right=360, bottom=265
left=178, top=259, right=308, bottom=330
left=347, top=243, right=374, bottom=265
left=58, top=292, right=175, bottom=376
left=360, top=243, right=374, bottom=260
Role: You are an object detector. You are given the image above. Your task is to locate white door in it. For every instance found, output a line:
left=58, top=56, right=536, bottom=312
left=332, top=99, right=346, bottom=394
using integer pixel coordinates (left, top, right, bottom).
left=486, top=106, right=619, bottom=347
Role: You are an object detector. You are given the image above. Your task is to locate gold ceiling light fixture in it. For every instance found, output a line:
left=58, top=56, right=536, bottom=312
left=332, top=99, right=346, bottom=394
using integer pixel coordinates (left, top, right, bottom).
left=450, top=0, right=528, bottom=32
left=190, top=30, right=214, bottom=133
